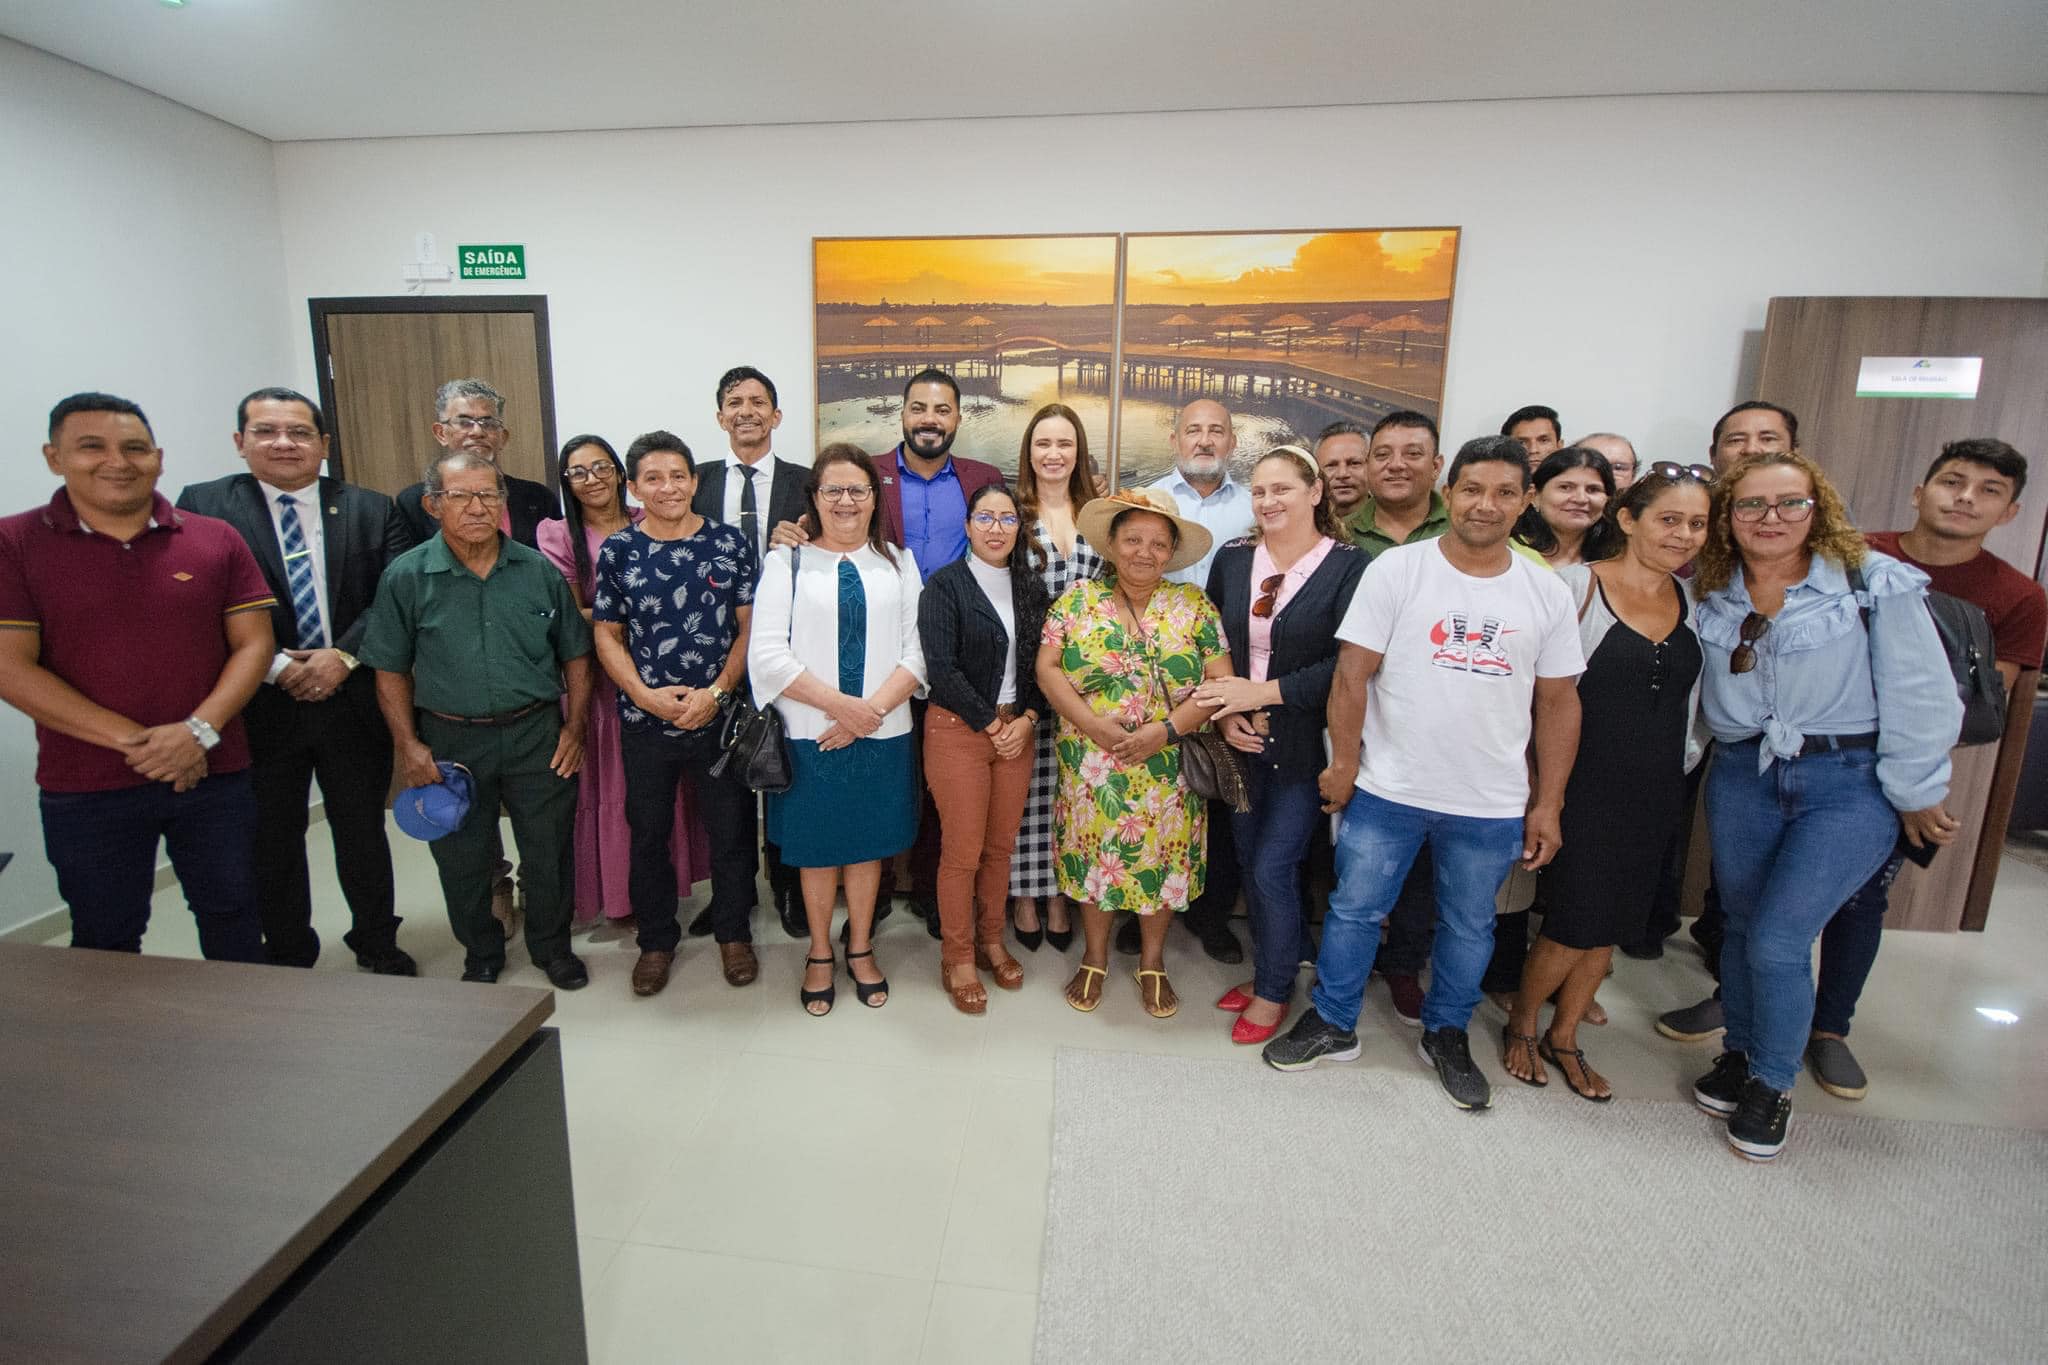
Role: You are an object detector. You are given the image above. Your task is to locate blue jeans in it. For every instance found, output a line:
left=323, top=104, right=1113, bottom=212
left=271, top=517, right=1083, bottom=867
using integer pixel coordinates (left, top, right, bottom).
left=39, top=771, right=265, bottom=962
left=1310, top=788, right=1524, bottom=1033
left=1812, top=852, right=1905, bottom=1037
left=1230, top=766, right=1324, bottom=1003
left=1706, top=741, right=1899, bottom=1092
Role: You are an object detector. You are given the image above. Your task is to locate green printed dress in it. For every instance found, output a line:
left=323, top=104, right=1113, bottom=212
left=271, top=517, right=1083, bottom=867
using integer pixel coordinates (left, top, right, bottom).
left=1043, top=578, right=1225, bottom=914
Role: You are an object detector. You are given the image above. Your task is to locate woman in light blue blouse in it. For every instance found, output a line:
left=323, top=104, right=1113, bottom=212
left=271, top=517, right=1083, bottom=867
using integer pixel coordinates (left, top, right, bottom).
left=1687, top=451, right=1961, bottom=1163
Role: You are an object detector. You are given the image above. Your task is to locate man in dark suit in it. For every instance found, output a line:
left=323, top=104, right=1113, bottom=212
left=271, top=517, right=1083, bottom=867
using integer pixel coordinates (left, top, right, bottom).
left=691, top=367, right=811, bottom=939
left=176, top=387, right=416, bottom=974
left=394, top=378, right=559, bottom=549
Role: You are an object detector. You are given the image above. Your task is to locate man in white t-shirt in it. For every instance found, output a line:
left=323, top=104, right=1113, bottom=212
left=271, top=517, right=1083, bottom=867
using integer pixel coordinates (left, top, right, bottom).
left=1264, top=435, right=1585, bottom=1111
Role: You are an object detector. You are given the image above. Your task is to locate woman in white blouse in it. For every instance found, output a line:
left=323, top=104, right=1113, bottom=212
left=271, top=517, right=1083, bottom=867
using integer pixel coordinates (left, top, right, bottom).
left=749, top=446, right=927, bottom=1015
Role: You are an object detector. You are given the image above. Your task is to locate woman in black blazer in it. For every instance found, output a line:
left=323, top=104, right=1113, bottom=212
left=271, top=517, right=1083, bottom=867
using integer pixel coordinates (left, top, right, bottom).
left=918, top=485, right=1050, bottom=1014
left=1195, top=446, right=1369, bottom=1045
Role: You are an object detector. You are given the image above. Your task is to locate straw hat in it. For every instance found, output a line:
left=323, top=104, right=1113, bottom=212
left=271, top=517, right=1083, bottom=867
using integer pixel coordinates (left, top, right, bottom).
left=1075, top=486, right=1213, bottom=574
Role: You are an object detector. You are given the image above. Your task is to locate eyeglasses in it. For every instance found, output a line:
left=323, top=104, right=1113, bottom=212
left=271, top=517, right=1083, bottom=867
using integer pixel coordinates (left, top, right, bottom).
left=1731, top=496, right=1815, bottom=523
left=431, top=489, right=506, bottom=511
left=1729, top=610, right=1772, bottom=674
left=441, top=415, right=506, bottom=433
left=563, top=465, right=617, bottom=484
left=818, top=484, right=873, bottom=503
left=1646, top=461, right=1715, bottom=484
left=1251, top=571, right=1286, bottom=619
left=970, top=511, right=1020, bottom=530
left=245, top=424, right=319, bottom=445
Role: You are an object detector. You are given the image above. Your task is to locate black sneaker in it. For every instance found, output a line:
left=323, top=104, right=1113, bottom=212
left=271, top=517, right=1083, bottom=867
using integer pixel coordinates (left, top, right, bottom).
left=1417, top=1026, right=1491, bottom=1110
left=1692, top=1050, right=1750, bottom=1117
left=1726, top=1077, right=1792, bottom=1162
left=1262, top=1008, right=1361, bottom=1072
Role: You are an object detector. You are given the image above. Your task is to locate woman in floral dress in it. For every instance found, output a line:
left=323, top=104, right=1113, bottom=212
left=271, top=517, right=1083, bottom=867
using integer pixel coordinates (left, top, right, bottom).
left=1036, top=488, right=1229, bottom=1019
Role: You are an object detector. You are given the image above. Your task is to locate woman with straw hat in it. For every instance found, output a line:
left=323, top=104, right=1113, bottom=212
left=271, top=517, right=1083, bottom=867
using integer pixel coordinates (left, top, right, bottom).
left=1035, top=486, right=1229, bottom=1018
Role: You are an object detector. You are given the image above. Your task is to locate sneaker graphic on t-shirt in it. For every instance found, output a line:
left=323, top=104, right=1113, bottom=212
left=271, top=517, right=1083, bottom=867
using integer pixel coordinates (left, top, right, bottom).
left=1429, top=612, right=1515, bottom=676
left=1431, top=611, right=1471, bottom=669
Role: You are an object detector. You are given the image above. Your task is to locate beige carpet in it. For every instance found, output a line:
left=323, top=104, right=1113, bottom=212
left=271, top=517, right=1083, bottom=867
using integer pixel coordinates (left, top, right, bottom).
left=1036, top=1049, right=2048, bottom=1363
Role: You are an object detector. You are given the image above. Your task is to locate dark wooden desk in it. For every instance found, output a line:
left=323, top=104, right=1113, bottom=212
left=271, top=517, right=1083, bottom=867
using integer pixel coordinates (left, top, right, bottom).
left=0, top=943, right=583, bottom=1363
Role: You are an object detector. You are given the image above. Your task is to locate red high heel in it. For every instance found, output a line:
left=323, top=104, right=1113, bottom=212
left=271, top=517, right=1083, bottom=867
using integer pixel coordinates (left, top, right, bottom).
left=1215, top=986, right=1253, bottom=1013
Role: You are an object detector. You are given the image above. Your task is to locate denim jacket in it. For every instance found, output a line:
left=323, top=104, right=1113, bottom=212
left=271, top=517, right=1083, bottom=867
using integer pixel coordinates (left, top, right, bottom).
left=1695, top=550, right=1960, bottom=811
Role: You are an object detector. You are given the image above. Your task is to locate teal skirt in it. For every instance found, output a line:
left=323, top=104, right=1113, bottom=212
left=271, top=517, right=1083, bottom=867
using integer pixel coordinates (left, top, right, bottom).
left=767, top=733, right=917, bottom=867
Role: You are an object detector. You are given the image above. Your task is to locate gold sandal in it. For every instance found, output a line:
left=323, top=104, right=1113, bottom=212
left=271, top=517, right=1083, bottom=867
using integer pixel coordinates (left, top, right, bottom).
left=1135, top=968, right=1178, bottom=1019
left=1066, top=963, right=1106, bottom=1013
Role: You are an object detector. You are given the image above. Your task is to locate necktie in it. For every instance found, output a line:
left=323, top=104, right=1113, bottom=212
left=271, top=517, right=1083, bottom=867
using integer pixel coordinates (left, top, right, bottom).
left=836, top=558, right=866, bottom=696
left=739, top=465, right=760, bottom=552
left=277, top=494, right=325, bottom=648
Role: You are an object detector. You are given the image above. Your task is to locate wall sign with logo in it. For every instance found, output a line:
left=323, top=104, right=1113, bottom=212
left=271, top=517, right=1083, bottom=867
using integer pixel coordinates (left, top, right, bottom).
left=1854, top=356, right=1981, bottom=399
left=458, top=244, right=526, bottom=280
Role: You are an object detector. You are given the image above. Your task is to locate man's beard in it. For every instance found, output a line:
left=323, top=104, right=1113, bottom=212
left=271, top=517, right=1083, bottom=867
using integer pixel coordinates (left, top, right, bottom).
left=905, top=425, right=956, bottom=459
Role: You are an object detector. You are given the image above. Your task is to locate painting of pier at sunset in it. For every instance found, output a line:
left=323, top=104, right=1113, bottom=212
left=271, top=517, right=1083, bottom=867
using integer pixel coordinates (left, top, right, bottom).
left=813, top=228, right=1460, bottom=486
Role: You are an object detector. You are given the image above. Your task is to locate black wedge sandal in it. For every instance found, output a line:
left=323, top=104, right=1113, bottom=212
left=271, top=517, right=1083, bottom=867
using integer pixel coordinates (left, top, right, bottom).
left=845, top=949, right=889, bottom=1008
left=800, top=955, right=837, bottom=1017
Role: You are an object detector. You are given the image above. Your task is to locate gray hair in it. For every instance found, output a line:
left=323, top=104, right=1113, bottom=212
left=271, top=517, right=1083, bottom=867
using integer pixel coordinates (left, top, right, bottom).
left=1579, top=432, right=1637, bottom=457
left=433, top=377, right=506, bottom=420
left=1314, top=419, right=1371, bottom=445
left=423, top=449, right=507, bottom=496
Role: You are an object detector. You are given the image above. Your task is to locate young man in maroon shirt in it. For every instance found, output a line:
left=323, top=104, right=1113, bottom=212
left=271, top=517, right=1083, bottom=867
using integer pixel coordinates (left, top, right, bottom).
left=1804, top=437, right=2044, bottom=1099
left=0, top=393, right=276, bottom=960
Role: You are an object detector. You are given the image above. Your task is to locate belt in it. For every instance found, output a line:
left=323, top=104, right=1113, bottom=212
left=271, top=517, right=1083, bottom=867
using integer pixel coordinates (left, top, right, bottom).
left=423, top=700, right=552, bottom=727
left=1736, top=731, right=1878, bottom=757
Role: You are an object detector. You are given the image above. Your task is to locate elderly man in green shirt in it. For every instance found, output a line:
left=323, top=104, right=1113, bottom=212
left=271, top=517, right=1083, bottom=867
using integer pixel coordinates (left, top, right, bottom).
left=1338, top=410, right=1450, bottom=554
left=361, top=451, right=594, bottom=988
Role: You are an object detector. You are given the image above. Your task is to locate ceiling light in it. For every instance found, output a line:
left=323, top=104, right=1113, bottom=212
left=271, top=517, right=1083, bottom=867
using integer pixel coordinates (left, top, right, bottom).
left=1976, top=1007, right=2020, bottom=1025
left=160, top=0, right=188, bottom=7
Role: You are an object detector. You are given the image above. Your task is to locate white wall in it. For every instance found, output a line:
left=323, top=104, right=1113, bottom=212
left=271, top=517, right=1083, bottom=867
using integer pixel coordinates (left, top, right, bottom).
left=273, top=92, right=2048, bottom=470
left=0, top=38, right=293, bottom=933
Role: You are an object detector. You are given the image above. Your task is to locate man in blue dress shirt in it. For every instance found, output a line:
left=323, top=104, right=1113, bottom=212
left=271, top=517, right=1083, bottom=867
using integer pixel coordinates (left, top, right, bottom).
left=876, top=369, right=1005, bottom=583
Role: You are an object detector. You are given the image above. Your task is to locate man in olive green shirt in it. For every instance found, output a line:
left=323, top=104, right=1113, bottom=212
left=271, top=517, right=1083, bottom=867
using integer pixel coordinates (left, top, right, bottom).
left=361, top=452, right=594, bottom=988
left=1340, top=410, right=1450, bottom=555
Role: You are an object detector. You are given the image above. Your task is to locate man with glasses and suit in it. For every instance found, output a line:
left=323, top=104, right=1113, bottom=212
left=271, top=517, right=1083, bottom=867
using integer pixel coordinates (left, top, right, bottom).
left=395, top=378, right=560, bottom=549
left=176, top=388, right=415, bottom=973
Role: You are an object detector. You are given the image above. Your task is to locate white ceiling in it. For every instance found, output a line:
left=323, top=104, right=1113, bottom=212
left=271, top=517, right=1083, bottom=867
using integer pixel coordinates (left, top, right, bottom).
left=5, top=0, right=2046, bottom=143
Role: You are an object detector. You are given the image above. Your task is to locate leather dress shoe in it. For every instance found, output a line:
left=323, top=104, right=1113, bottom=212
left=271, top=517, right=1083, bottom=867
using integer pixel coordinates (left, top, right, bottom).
left=775, top=884, right=807, bottom=939
left=631, top=950, right=674, bottom=997
left=1191, top=922, right=1244, bottom=965
left=538, top=954, right=590, bottom=991
left=719, top=941, right=759, bottom=987
left=687, top=906, right=716, bottom=938
left=1114, top=914, right=1141, bottom=956
left=355, top=946, right=419, bottom=977
left=913, top=893, right=943, bottom=940
left=460, top=962, right=502, bottom=984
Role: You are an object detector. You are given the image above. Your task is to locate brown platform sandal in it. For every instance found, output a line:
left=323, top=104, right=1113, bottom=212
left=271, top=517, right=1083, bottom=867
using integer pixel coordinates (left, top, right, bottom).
left=1134, top=968, right=1178, bottom=1019
left=943, top=963, right=987, bottom=1015
left=975, top=944, right=1024, bottom=991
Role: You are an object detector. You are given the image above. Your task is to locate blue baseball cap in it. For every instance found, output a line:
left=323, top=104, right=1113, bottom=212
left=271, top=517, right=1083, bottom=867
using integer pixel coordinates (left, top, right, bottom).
left=393, top=762, right=475, bottom=841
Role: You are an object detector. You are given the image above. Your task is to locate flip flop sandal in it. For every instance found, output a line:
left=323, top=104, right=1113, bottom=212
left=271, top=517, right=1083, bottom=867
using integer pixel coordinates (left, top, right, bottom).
left=1135, top=968, right=1178, bottom=1019
left=1066, top=963, right=1107, bottom=1013
left=1538, top=1036, right=1613, bottom=1103
left=1502, top=1024, right=1548, bottom=1087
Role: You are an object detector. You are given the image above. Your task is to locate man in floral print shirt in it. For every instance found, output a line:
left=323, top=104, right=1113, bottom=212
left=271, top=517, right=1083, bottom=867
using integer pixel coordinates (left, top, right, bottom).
left=591, top=431, right=759, bottom=998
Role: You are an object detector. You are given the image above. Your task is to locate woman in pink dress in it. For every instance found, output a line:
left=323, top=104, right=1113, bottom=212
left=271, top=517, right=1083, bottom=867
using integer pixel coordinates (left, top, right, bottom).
left=537, top=435, right=711, bottom=930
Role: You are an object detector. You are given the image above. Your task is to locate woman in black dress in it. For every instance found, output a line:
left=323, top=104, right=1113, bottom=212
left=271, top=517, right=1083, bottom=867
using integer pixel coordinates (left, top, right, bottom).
left=1502, top=466, right=1712, bottom=1099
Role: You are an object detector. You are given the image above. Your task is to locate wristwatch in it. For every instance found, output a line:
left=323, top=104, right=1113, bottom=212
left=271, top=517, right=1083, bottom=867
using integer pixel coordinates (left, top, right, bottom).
left=1162, top=717, right=1182, bottom=744
left=184, top=716, right=221, bottom=751
left=708, top=684, right=729, bottom=706
left=335, top=650, right=360, bottom=672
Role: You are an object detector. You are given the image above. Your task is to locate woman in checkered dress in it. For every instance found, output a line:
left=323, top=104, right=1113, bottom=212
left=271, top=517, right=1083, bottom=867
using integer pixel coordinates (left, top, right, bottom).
left=1009, top=404, right=1105, bottom=951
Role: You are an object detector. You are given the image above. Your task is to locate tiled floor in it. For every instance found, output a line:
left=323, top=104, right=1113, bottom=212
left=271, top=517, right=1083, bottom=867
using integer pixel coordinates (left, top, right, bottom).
left=109, top=822, right=2048, bottom=1362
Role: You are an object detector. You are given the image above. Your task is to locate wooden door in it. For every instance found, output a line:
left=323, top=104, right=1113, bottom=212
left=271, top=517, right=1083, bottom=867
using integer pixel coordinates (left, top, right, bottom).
left=311, top=298, right=557, bottom=499
left=1756, top=296, right=2048, bottom=930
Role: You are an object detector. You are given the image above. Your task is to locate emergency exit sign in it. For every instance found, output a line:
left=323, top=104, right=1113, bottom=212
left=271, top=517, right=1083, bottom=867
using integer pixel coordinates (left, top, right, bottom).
left=458, top=244, right=526, bottom=279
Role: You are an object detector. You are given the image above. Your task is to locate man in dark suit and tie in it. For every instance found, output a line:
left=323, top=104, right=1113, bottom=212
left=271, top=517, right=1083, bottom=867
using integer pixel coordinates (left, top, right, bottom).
left=692, top=366, right=810, bottom=938
left=176, top=388, right=416, bottom=974
left=394, top=378, right=560, bottom=549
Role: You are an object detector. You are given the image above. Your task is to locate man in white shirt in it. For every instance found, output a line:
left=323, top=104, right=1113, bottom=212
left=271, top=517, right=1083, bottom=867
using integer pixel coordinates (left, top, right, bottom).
left=175, top=387, right=414, bottom=973
left=1149, top=399, right=1257, bottom=962
left=690, top=366, right=810, bottom=938
left=1265, top=435, right=1585, bottom=1112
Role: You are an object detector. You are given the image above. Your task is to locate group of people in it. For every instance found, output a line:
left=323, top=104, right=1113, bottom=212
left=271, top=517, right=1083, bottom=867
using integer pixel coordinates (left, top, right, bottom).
left=4, top=366, right=2039, bottom=1165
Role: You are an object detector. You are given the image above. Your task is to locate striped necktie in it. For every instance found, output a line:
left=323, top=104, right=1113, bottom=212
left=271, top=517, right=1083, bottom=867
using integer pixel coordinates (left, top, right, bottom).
left=738, top=464, right=760, bottom=553
left=277, top=494, right=325, bottom=648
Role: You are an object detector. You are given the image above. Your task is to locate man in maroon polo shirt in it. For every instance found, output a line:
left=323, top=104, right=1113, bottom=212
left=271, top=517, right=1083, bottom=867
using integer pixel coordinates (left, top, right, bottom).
left=0, top=393, right=277, bottom=960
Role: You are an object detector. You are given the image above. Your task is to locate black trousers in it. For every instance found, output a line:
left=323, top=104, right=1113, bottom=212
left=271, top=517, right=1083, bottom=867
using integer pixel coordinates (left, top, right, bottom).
left=244, top=681, right=398, bottom=967
left=621, top=725, right=757, bottom=953
left=905, top=700, right=942, bottom=900
left=1183, top=797, right=1244, bottom=938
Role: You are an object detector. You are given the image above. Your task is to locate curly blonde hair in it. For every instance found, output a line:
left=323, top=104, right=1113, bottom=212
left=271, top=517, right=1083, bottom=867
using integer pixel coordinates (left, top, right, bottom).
left=1693, top=450, right=1865, bottom=593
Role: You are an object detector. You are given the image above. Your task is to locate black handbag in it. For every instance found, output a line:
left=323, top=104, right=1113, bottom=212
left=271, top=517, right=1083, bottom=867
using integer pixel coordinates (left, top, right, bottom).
left=1847, top=565, right=2006, bottom=746
left=1143, top=650, right=1250, bottom=813
left=711, top=547, right=797, bottom=793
